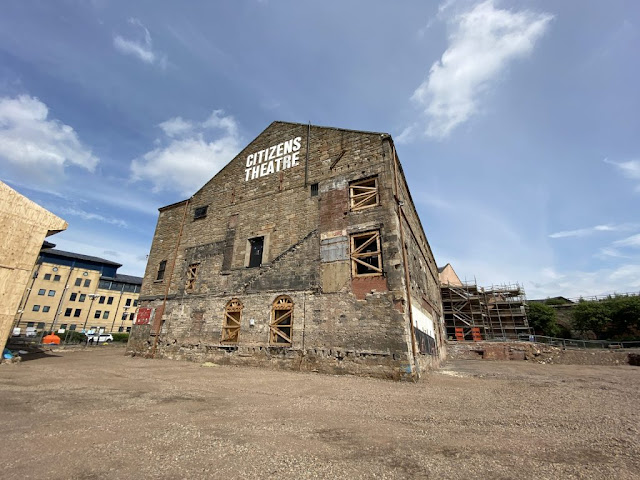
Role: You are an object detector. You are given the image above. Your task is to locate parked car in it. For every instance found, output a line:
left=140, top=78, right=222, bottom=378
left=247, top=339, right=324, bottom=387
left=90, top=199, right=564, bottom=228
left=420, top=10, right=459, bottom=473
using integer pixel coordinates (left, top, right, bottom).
left=86, top=333, right=113, bottom=343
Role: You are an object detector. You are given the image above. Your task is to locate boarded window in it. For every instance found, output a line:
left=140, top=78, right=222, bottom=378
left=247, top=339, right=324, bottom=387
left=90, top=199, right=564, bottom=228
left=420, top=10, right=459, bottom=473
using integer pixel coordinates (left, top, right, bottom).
left=350, top=230, right=383, bottom=277
left=185, top=263, right=199, bottom=291
left=270, top=296, right=293, bottom=345
left=156, top=260, right=167, bottom=281
left=194, top=205, right=208, bottom=220
left=349, top=177, right=379, bottom=211
left=248, top=237, right=264, bottom=268
left=221, top=299, right=242, bottom=344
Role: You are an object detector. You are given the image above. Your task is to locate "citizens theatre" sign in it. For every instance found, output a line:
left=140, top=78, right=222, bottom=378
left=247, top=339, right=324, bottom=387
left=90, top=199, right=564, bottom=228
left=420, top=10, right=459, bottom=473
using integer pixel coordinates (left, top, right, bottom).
left=244, top=136, right=302, bottom=181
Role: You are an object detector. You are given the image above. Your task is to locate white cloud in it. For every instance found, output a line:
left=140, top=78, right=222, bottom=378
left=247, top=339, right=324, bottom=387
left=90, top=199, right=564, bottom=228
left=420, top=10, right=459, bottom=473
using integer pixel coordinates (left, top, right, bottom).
left=614, top=233, right=640, bottom=248
left=604, top=158, right=640, bottom=191
left=55, top=206, right=128, bottom=228
left=158, top=117, right=193, bottom=137
left=113, top=18, right=166, bottom=67
left=0, top=95, right=98, bottom=177
left=131, top=110, right=242, bottom=195
left=548, top=223, right=635, bottom=239
left=410, top=0, right=553, bottom=138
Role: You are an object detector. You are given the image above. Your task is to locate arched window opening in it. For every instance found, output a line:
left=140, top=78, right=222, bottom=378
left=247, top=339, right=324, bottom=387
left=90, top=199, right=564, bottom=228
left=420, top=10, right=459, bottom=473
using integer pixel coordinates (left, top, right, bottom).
left=222, top=299, right=242, bottom=343
left=270, top=296, right=294, bottom=345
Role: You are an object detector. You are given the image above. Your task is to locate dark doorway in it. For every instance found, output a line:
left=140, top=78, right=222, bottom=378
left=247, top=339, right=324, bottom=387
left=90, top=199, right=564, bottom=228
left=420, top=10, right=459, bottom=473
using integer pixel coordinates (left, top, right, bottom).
left=248, top=237, right=264, bottom=268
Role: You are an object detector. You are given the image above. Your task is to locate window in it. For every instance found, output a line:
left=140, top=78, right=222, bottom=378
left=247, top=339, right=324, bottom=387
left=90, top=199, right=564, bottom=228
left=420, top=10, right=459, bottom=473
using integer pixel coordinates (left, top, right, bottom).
left=156, top=260, right=167, bottom=281
left=70, top=293, right=77, bottom=301
left=94, top=310, right=102, bottom=319
left=32, top=305, right=40, bottom=312
left=27, top=322, right=35, bottom=328
left=350, top=230, right=383, bottom=277
left=43, top=306, right=50, bottom=313
left=193, top=205, right=208, bottom=220
left=64, top=308, right=72, bottom=317
left=74, top=309, right=82, bottom=317
left=69, top=324, right=77, bottom=331
left=44, top=273, right=51, bottom=280
left=103, top=311, right=109, bottom=319
left=121, top=312, right=128, bottom=321
left=185, top=263, right=199, bottom=291
left=310, top=183, right=319, bottom=197
left=118, top=326, right=124, bottom=332
left=248, top=237, right=264, bottom=268
left=98, top=296, right=105, bottom=304
left=133, top=299, right=139, bottom=307
left=48, top=290, right=56, bottom=297
left=107, top=296, right=114, bottom=305
left=84, top=279, right=91, bottom=288
left=221, top=299, right=242, bottom=344
left=126, top=327, right=131, bottom=332
left=349, top=177, right=379, bottom=211
left=125, top=298, right=131, bottom=307
left=74, top=278, right=82, bottom=287
left=54, top=274, right=61, bottom=281
left=270, top=296, right=294, bottom=345
left=38, top=289, right=45, bottom=295
left=79, top=294, right=86, bottom=302
left=37, top=322, right=45, bottom=329
left=129, top=313, right=134, bottom=321
left=60, top=324, right=67, bottom=330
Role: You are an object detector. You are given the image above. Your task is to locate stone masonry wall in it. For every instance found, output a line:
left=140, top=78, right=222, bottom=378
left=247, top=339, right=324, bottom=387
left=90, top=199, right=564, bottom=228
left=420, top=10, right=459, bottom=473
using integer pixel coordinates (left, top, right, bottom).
left=131, top=122, right=443, bottom=379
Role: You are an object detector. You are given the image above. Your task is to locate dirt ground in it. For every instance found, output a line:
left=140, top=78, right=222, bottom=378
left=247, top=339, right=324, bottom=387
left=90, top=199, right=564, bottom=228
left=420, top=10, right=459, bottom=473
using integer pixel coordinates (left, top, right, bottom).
left=0, top=346, right=638, bottom=480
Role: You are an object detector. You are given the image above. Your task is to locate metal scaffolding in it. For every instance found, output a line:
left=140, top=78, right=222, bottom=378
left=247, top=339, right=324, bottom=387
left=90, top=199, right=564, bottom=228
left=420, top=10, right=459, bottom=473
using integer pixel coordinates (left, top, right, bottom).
left=441, top=282, right=531, bottom=341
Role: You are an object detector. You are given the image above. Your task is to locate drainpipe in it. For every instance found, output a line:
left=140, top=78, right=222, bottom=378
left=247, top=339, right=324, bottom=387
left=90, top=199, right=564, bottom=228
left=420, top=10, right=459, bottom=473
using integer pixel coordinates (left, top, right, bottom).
left=151, top=197, right=191, bottom=358
left=304, top=122, right=310, bottom=187
left=387, top=137, right=419, bottom=378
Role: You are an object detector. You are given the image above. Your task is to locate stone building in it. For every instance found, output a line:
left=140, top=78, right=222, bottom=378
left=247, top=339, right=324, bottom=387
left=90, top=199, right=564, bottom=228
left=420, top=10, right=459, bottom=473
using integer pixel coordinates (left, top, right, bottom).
left=13, top=246, right=142, bottom=336
left=128, top=121, right=445, bottom=380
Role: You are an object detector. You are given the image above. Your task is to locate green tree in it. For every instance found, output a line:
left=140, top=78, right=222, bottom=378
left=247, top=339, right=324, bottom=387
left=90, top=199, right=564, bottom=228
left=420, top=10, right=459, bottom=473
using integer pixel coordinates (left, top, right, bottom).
left=572, top=301, right=611, bottom=339
left=606, top=296, right=640, bottom=339
left=527, top=302, right=561, bottom=336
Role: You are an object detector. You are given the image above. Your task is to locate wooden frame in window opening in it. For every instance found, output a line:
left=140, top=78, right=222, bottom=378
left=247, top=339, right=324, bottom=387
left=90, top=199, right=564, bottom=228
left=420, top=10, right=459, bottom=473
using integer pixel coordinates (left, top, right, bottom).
left=185, top=263, right=199, bottom=292
left=156, top=260, right=167, bottom=281
left=270, top=295, right=293, bottom=346
left=349, top=176, right=379, bottom=211
left=221, top=299, right=242, bottom=344
left=350, top=230, right=383, bottom=277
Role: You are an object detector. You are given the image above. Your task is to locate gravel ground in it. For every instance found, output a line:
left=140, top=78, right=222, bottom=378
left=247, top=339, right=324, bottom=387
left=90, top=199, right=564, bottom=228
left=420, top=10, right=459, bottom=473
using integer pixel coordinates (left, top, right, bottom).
left=0, top=346, right=638, bottom=479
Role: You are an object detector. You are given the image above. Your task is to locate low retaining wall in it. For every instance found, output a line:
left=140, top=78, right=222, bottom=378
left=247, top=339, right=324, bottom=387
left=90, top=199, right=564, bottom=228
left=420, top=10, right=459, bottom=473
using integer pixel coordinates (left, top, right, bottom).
left=447, top=341, right=638, bottom=366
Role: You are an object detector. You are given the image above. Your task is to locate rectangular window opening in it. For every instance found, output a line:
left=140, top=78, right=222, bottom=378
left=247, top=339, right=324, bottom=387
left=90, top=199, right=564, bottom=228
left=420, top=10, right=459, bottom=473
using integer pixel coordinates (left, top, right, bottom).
left=54, top=275, right=61, bottom=281
left=310, top=183, right=319, bottom=197
left=73, top=309, right=82, bottom=318
left=84, top=279, right=91, bottom=288
left=185, top=263, right=199, bottom=291
left=64, top=308, right=72, bottom=317
left=94, top=310, right=102, bottom=319
left=156, top=260, right=167, bottom=281
left=107, top=296, right=114, bottom=305
left=193, top=205, right=208, bottom=220
left=98, top=296, right=105, bottom=304
left=44, top=273, right=51, bottom=280
left=74, top=278, right=82, bottom=287
left=43, top=306, right=50, bottom=313
left=32, top=305, right=40, bottom=312
left=248, top=237, right=264, bottom=268
left=349, top=176, right=379, bottom=211
left=350, top=230, right=383, bottom=277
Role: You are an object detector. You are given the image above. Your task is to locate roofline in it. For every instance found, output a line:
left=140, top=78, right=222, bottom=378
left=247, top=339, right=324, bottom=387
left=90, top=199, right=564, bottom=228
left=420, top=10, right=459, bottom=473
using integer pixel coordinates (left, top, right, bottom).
left=271, top=120, right=389, bottom=137
left=42, top=249, right=122, bottom=268
left=158, top=198, right=190, bottom=212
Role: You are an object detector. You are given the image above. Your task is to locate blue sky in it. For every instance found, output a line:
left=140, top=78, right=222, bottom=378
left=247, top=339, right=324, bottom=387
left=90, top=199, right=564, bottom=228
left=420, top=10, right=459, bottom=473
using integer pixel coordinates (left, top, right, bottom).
left=0, top=0, right=638, bottom=299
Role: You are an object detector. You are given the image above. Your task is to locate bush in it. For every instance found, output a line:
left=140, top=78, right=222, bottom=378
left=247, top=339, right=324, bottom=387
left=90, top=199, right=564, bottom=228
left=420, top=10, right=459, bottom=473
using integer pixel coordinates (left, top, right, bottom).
left=527, top=303, right=561, bottom=337
left=572, top=295, right=640, bottom=340
left=112, top=333, right=129, bottom=343
left=61, top=331, right=88, bottom=344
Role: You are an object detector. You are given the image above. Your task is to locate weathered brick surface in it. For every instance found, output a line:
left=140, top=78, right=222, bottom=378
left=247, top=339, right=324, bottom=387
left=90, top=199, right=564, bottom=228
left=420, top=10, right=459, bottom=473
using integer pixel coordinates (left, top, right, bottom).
left=130, top=122, right=445, bottom=379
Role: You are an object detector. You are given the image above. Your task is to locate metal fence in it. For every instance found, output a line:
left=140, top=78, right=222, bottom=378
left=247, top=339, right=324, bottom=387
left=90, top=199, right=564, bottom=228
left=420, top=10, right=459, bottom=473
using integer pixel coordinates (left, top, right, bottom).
left=516, top=334, right=640, bottom=350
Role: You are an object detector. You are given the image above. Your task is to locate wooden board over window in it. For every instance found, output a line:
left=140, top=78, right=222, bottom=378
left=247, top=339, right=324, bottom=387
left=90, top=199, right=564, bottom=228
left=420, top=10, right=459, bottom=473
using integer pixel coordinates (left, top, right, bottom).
left=350, top=230, right=383, bottom=277
left=221, top=299, right=242, bottom=343
left=185, top=263, right=199, bottom=292
left=270, top=296, right=293, bottom=345
left=349, top=177, right=379, bottom=211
